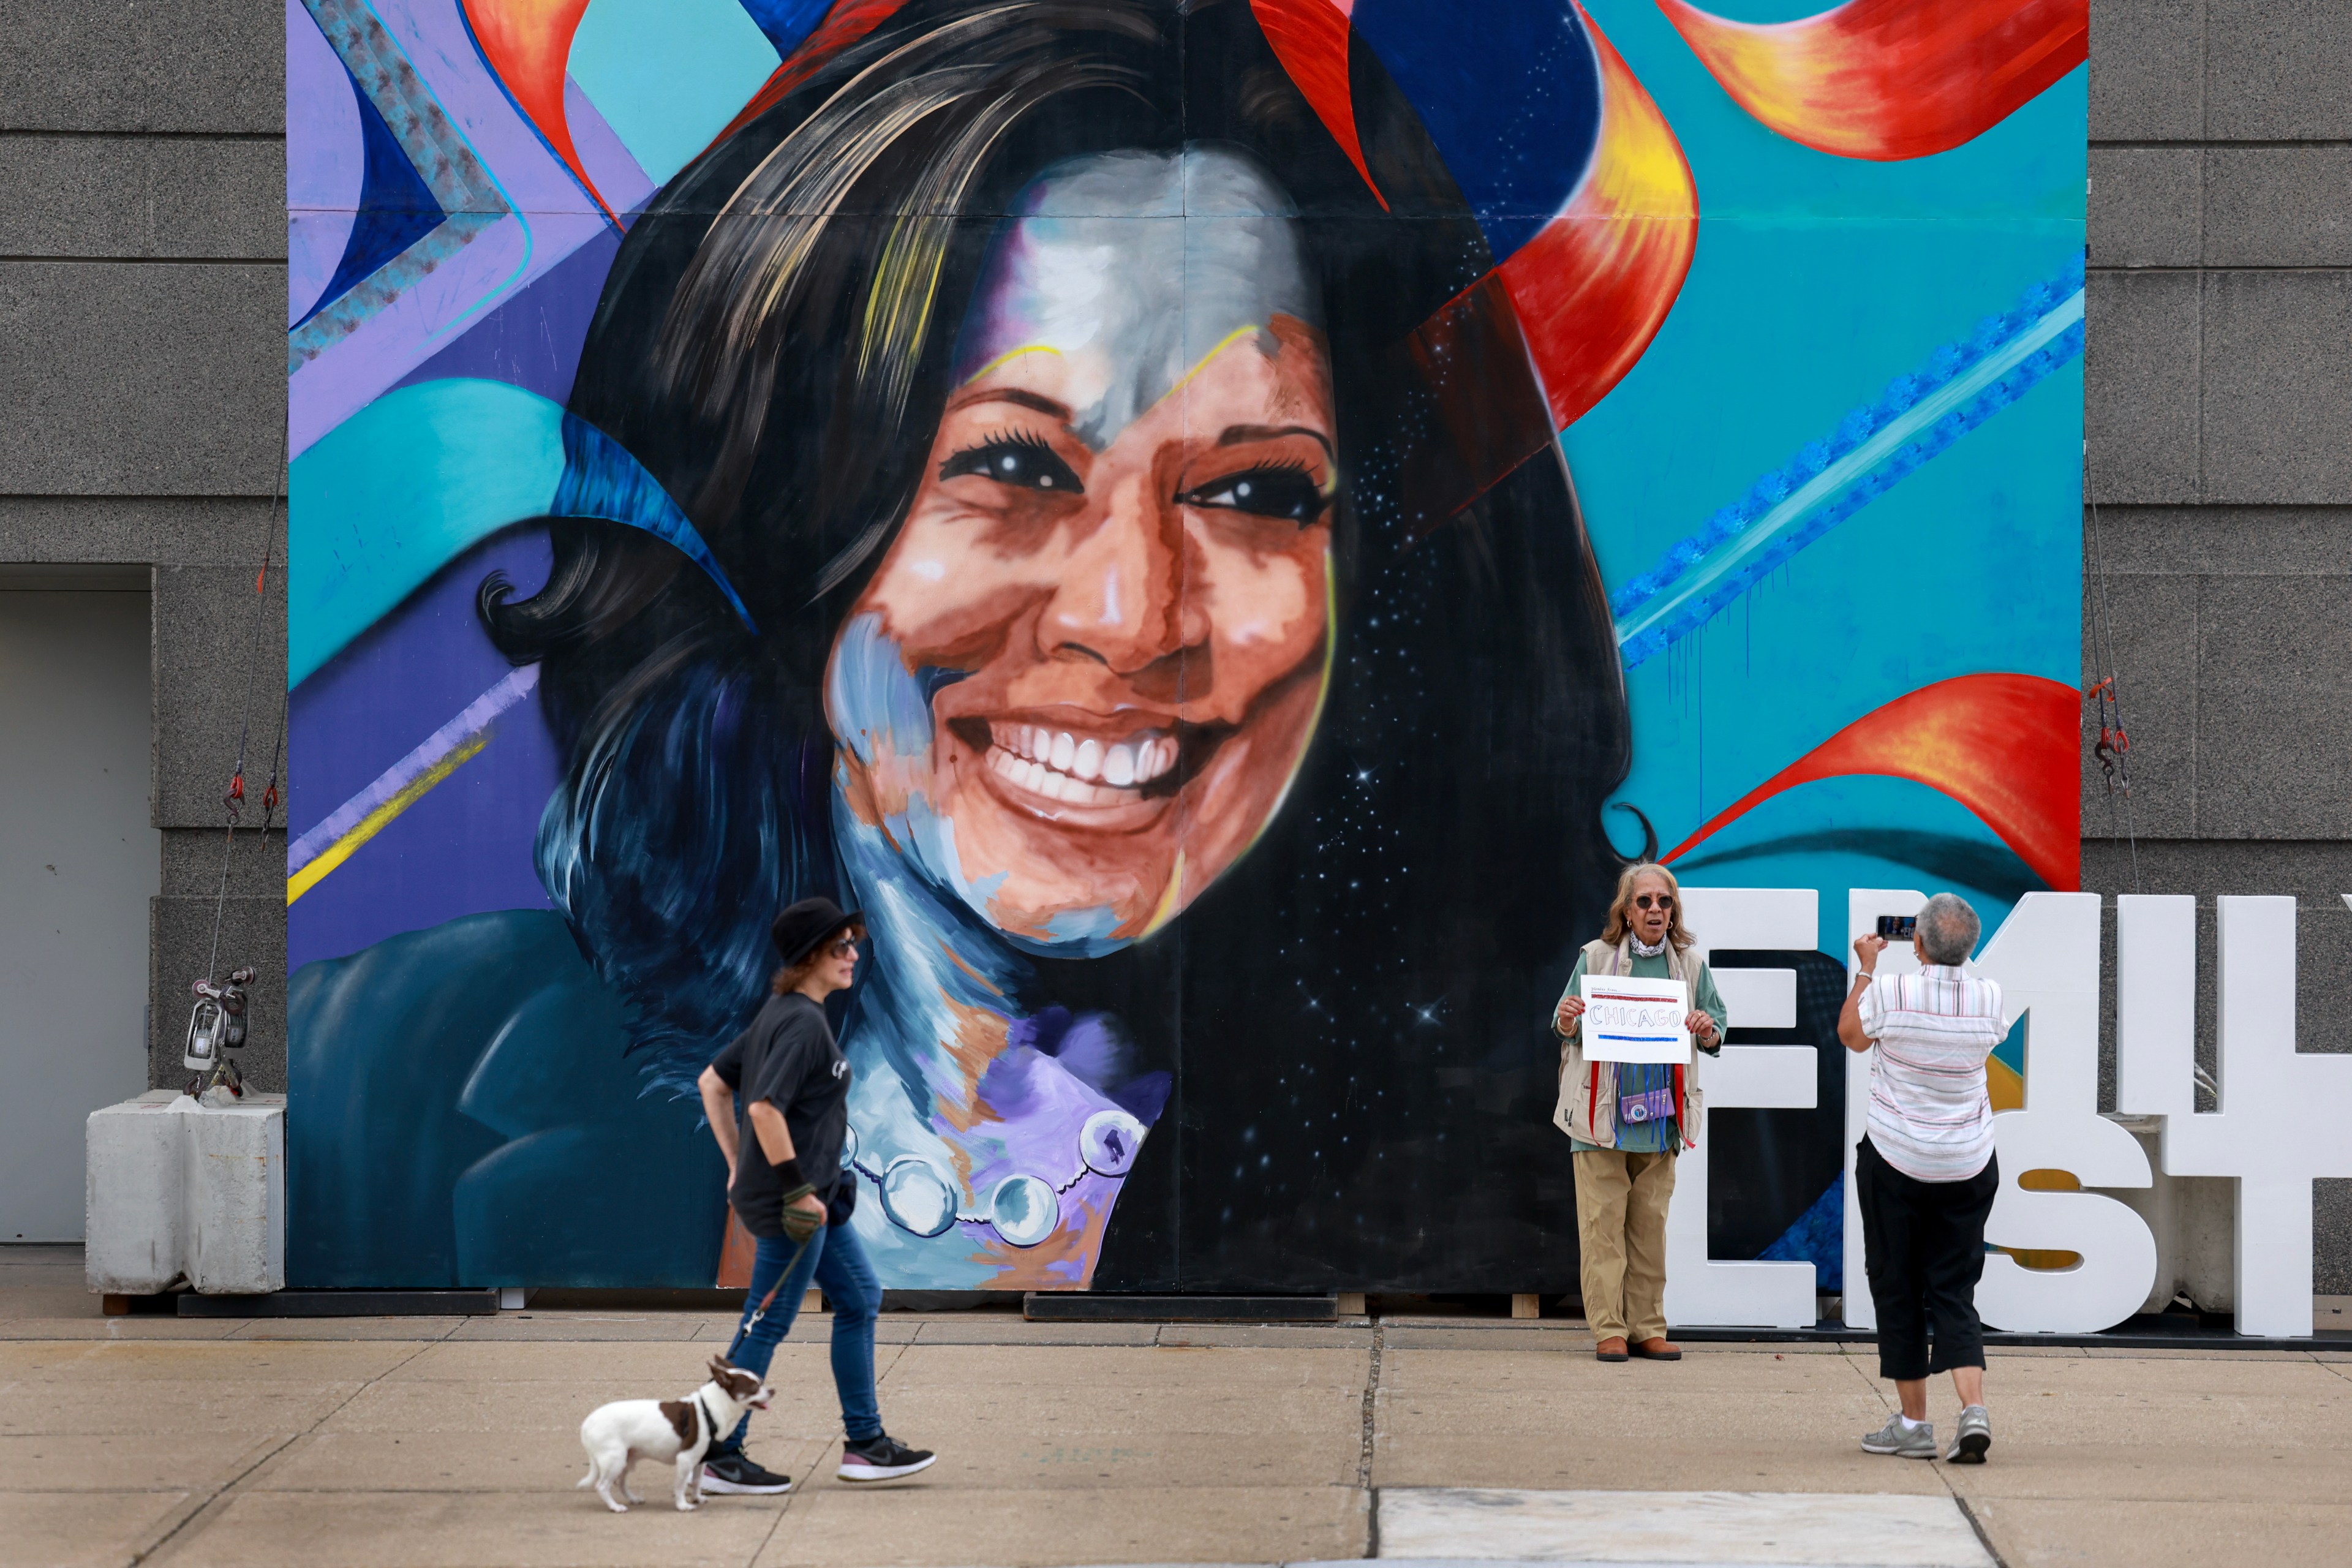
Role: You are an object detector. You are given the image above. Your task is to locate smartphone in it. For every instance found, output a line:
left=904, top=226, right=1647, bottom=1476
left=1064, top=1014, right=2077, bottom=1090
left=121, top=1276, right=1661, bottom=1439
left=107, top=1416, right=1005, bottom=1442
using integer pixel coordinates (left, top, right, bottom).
left=1876, top=914, right=1917, bottom=940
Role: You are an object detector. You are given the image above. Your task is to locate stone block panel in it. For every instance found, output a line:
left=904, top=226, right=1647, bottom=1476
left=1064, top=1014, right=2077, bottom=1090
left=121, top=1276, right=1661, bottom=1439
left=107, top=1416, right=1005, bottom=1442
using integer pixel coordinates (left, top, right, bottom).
left=2193, top=575, right=2352, bottom=838
left=150, top=892, right=286, bottom=1094
left=2201, top=271, right=2352, bottom=504
left=0, top=262, right=282, bottom=496
left=2087, top=504, right=2352, bottom=576
left=0, top=496, right=282, bottom=568
left=0, top=135, right=283, bottom=260
left=2086, top=270, right=2201, bottom=504
left=2204, top=148, right=2352, bottom=268
left=2081, top=573, right=2197, bottom=840
left=153, top=563, right=286, bottom=830
left=2205, top=0, right=2352, bottom=140
left=0, top=0, right=284, bottom=134
left=2089, top=0, right=2204, bottom=142
left=2090, top=147, right=2200, bottom=268
left=164, top=824, right=286, bottom=900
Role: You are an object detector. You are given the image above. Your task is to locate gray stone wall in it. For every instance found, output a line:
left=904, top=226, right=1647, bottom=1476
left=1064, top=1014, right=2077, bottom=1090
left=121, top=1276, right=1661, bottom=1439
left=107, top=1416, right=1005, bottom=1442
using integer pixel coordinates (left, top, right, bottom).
left=2, top=1, right=2347, bottom=1275
left=2088, top=0, right=2352, bottom=1286
left=0, top=1, right=287, bottom=1090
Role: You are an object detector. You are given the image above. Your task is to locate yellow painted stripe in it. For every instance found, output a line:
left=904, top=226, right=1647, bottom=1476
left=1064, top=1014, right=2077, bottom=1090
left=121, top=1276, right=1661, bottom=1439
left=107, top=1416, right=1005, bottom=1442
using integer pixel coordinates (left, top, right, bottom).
left=285, top=732, right=489, bottom=905
left=960, top=342, right=1065, bottom=385
left=1160, top=324, right=1261, bottom=405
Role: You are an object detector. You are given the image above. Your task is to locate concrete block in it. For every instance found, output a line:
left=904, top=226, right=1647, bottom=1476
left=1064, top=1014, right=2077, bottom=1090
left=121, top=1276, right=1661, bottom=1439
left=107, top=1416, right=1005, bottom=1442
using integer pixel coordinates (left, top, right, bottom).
left=2080, top=573, right=2197, bottom=839
left=164, top=824, right=287, bottom=899
left=2205, top=148, right=2352, bottom=266
left=2205, top=0, right=2352, bottom=140
left=153, top=564, right=287, bottom=828
left=151, top=892, right=286, bottom=1094
left=2086, top=270, right=2201, bottom=504
left=0, top=262, right=281, bottom=496
left=86, top=1089, right=286, bottom=1295
left=2083, top=503, right=2352, bottom=576
left=2090, top=148, right=2201, bottom=268
left=0, top=0, right=284, bottom=134
left=0, top=135, right=283, bottom=260
left=2202, top=272, right=2352, bottom=504
left=2089, top=0, right=2203, bottom=141
left=2320, top=1178, right=2352, bottom=1293
left=0, top=496, right=279, bottom=568
left=2195, top=575, right=2352, bottom=837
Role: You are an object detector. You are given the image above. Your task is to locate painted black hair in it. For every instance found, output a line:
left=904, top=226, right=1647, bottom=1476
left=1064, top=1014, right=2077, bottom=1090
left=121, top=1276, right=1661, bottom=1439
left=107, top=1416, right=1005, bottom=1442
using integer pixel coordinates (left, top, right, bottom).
left=483, top=0, right=1632, bottom=1290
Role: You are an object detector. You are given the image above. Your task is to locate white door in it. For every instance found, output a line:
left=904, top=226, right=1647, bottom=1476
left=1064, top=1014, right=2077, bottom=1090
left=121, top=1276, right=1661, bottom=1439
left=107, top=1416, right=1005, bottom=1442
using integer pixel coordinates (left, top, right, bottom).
left=0, top=579, right=158, bottom=1241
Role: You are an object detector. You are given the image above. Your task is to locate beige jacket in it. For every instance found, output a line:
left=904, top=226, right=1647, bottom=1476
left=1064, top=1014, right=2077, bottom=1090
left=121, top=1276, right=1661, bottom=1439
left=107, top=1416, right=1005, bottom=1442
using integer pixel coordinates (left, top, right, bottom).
left=1551, top=936, right=1709, bottom=1150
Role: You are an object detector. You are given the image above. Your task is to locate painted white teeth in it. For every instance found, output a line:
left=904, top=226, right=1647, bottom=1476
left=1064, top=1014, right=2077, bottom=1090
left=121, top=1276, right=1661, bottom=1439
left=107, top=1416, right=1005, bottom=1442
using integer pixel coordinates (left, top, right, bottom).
left=989, top=727, right=1178, bottom=802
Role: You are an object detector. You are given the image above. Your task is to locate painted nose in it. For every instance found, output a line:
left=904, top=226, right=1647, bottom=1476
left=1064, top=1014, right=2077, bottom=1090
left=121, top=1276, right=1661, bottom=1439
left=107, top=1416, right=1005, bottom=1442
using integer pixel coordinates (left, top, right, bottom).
left=1041, top=470, right=1203, bottom=674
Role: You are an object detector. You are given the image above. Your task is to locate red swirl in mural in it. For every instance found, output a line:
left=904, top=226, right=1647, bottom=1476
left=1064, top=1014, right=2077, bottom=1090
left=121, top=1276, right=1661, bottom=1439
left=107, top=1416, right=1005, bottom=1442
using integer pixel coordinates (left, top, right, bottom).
left=460, top=0, right=620, bottom=224
left=1656, top=0, right=2088, bottom=162
left=1498, top=1, right=1698, bottom=430
left=1664, top=673, right=2083, bottom=891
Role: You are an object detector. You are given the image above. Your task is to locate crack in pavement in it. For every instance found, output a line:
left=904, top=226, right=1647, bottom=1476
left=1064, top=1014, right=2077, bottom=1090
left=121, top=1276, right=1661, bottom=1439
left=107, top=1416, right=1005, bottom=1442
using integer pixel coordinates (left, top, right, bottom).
left=1359, top=1318, right=1384, bottom=1558
left=133, top=1336, right=443, bottom=1567
left=744, top=1321, right=922, bottom=1566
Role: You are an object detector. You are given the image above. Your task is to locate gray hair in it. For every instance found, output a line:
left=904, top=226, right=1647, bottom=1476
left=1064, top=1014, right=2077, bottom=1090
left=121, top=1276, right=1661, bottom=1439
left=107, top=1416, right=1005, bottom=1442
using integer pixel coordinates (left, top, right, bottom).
left=1917, top=892, right=1980, bottom=965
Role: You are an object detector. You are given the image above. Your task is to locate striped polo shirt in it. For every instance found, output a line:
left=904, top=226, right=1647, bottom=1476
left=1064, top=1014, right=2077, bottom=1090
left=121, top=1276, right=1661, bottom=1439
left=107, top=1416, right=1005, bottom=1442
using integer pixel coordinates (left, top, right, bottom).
left=1856, top=964, right=2006, bottom=1182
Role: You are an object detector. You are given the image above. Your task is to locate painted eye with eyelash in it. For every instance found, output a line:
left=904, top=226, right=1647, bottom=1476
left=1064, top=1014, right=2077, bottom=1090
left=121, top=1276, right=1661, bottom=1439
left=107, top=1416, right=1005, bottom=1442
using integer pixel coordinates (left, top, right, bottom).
left=938, top=431, right=1083, bottom=494
left=1177, top=463, right=1329, bottom=524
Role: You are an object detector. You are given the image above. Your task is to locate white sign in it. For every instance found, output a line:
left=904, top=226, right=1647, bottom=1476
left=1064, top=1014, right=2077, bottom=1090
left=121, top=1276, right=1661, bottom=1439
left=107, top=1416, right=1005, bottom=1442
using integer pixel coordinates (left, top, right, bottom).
left=1665, top=884, right=2352, bottom=1340
left=1666, top=886, right=1820, bottom=1329
left=1580, top=974, right=1690, bottom=1063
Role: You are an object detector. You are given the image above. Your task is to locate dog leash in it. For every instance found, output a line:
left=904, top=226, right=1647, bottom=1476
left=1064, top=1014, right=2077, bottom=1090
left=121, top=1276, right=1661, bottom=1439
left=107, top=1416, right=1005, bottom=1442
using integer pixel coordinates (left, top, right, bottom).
left=723, top=1232, right=815, bottom=1362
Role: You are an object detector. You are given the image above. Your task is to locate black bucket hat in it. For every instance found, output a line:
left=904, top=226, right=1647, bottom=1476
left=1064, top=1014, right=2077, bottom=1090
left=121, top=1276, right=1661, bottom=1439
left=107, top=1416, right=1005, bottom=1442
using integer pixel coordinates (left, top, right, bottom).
left=771, top=896, right=863, bottom=967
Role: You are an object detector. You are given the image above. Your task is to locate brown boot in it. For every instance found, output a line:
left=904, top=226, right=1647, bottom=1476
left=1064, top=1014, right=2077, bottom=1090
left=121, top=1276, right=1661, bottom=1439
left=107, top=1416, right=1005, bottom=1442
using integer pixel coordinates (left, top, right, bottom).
left=1594, top=1336, right=1630, bottom=1362
left=1631, top=1336, right=1683, bottom=1361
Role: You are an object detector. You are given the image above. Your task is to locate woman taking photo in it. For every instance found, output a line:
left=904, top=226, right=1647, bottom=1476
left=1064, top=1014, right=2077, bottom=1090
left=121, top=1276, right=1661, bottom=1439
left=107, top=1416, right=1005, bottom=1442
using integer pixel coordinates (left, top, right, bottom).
left=1553, top=863, right=1727, bottom=1362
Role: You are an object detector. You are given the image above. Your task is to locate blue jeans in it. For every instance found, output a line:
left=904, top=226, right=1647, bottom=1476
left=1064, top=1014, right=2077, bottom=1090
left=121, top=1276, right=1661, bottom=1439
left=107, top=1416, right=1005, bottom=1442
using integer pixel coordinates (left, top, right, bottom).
left=714, top=1217, right=882, bottom=1452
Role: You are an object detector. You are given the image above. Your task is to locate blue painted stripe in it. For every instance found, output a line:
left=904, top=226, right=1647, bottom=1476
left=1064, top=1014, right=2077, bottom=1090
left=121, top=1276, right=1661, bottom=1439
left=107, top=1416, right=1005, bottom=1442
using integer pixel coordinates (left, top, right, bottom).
left=1611, top=257, right=2086, bottom=671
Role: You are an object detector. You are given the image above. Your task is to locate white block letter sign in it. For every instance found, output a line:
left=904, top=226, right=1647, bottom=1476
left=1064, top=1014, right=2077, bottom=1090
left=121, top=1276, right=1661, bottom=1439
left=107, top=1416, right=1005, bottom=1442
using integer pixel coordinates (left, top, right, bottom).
left=2118, top=895, right=2352, bottom=1338
left=1972, top=893, right=2158, bottom=1335
left=1665, top=887, right=1821, bottom=1330
left=1581, top=974, right=1691, bottom=1063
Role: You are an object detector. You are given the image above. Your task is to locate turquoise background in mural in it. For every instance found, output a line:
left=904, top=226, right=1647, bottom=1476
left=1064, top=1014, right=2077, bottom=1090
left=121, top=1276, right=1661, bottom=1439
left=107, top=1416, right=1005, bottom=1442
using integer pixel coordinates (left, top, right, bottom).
left=1570, top=0, right=2086, bottom=943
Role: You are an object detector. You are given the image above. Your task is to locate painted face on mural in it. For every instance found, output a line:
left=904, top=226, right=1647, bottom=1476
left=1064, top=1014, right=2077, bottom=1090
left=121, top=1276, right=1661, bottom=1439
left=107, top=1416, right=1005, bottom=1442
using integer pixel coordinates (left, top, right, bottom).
left=827, top=148, right=1334, bottom=944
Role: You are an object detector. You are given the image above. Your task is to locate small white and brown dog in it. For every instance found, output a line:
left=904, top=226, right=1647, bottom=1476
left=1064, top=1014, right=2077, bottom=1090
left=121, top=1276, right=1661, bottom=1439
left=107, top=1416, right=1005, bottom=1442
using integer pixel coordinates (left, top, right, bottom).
left=576, top=1355, right=772, bottom=1512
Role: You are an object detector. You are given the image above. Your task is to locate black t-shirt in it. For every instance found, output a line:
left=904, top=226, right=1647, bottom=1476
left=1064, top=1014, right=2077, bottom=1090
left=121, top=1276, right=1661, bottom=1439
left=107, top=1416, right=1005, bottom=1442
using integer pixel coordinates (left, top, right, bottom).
left=709, top=992, right=851, bottom=1238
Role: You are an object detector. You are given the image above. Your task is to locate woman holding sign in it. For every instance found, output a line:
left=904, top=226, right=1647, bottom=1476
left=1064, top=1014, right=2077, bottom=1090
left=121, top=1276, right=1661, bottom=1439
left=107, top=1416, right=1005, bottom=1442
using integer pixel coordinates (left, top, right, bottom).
left=1551, top=863, right=1727, bottom=1362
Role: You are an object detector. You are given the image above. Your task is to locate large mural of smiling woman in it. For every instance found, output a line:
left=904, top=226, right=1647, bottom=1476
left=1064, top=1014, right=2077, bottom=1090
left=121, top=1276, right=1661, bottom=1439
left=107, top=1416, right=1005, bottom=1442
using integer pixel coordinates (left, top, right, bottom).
left=285, top=0, right=2087, bottom=1292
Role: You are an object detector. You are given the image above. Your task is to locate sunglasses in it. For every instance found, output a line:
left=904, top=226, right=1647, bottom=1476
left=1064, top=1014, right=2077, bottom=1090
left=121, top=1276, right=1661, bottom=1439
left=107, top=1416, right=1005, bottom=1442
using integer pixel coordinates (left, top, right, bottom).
left=827, top=937, right=859, bottom=959
left=1632, top=894, right=1675, bottom=911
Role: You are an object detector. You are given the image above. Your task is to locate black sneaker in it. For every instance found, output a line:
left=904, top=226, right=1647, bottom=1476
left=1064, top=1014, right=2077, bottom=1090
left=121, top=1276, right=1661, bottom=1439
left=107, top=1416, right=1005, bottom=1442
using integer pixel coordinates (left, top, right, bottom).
left=699, top=1450, right=792, bottom=1494
left=837, top=1432, right=937, bottom=1483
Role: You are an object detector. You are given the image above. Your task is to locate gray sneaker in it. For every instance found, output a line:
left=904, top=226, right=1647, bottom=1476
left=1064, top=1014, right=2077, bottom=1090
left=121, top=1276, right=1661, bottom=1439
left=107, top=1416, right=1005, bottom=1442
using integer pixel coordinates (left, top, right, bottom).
left=1947, top=1404, right=1991, bottom=1463
left=1861, top=1414, right=1937, bottom=1459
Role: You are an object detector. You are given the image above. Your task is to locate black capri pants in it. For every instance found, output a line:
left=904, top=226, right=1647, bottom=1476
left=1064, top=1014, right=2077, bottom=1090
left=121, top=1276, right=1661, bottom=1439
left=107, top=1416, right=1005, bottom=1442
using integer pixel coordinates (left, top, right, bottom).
left=1855, top=1136, right=1999, bottom=1381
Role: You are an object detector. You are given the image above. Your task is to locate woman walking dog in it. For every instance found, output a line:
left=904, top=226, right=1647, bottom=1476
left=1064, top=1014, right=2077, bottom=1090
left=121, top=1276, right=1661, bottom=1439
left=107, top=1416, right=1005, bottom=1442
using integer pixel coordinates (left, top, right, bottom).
left=1552, top=864, right=1727, bottom=1362
left=694, top=897, right=937, bottom=1493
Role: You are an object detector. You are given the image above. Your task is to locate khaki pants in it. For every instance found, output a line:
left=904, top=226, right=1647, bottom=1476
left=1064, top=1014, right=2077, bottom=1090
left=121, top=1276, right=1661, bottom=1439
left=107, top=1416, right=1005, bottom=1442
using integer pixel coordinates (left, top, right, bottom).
left=1573, top=1147, right=1678, bottom=1343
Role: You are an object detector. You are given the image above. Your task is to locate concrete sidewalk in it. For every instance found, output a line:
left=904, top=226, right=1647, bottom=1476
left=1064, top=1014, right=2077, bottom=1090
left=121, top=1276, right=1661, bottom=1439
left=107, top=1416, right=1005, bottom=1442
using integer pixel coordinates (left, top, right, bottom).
left=4, top=1248, right=2348, bottom=1568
